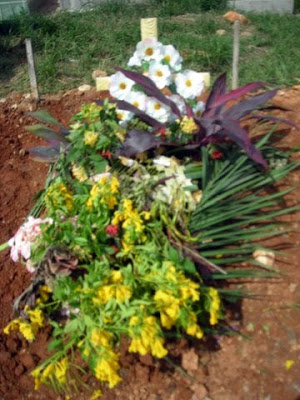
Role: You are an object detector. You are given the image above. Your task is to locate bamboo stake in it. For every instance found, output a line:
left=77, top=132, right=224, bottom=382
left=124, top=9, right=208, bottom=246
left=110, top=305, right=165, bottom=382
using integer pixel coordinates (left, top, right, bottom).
left=25, top=38, right=40, bottom=101
left=232, top=20, right=240, bottom=90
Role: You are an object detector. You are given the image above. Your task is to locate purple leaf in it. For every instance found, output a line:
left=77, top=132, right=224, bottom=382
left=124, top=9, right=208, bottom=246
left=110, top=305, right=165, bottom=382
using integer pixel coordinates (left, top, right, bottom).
left=204, top=73, right=227, bottom=112
left=117, top=67, right=181, bottom=118
left=120, top=130, right=162, bottom=157
left=28, top=146, right=60, bottom=162
left=27, top=110, right=64, bottom=128
left=251, top=114, right=298, bottom=129
left=219, top=118, right=268, bottom=168
left=26, top=124, right=68, bottom=143
left=208, top=82, right=265, bottom=111
left=225, top=89, right=278, bottom=120
left=95, top=99, right=164, bottom=128
left=117, top=100, right=165, bottom=128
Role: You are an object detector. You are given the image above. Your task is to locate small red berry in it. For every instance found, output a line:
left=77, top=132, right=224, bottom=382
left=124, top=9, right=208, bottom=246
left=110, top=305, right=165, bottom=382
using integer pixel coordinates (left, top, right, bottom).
left=157, top=127, right=166, bottom=137
left=105, top=224, right=119, bottom=237
left=211, top=150, right=223, bottom=160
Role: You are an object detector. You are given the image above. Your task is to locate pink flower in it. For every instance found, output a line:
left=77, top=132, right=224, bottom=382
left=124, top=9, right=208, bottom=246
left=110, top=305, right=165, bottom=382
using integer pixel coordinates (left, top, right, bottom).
left=8, top=216, right=53, bottom=271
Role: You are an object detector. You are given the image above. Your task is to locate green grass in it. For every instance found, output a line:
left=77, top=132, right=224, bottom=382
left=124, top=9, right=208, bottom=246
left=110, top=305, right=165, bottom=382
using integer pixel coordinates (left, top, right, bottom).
left=0, top=1, right=299, bottom=97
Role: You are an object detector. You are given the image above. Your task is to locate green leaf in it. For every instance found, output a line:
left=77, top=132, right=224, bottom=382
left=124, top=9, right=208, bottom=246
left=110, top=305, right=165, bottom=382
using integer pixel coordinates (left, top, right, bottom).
left=48, top=339, right=63, bottom=351
left=182, top=258, right=197, bottom=274
left=168, top=246, right=179, bottom=263
left=64, top=319, right=79, bottom=334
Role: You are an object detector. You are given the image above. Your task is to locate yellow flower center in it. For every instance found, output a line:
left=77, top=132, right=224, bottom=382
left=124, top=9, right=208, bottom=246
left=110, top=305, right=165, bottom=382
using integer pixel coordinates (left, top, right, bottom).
left=154, top=103, right=161, bottom=111
left=133, top=101, right=139, bottom=108
left=145, top=47, right=154, bottom=56
left=119, top=82, right=127, bottom=90
left=156, top=70, right=163, bottom=77
left=185, top=79, right=192, bottom=87
left=164, top=55, right=171, bottom=63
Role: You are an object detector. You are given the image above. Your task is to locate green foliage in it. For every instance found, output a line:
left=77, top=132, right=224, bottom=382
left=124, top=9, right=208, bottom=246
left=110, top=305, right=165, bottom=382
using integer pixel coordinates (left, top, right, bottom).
left=0, top=6, right=299, bottom=96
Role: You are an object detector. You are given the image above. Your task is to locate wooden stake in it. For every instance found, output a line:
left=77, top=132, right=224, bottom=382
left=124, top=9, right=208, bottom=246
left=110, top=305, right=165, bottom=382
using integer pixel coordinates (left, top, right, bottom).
left=140, top=18, right=158, bottom=41
left=25, top=38, right=40, bottom=101
left=232, top=20, right=240, bottom=90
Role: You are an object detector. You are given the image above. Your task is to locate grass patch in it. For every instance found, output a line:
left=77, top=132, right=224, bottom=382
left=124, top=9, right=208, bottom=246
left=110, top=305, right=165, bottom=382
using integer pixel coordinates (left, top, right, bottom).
left=0, top=2, right=299, bottom=97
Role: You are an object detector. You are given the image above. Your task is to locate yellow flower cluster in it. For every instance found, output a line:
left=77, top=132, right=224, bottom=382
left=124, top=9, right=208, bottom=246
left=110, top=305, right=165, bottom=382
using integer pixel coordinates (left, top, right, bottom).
left=112, top=199, right=150, bottom=253
left=31, top=357, right=68, bottom=390
left=94, top=350, right=122, bottom=389
left=80, top=103, right=103, bottom=122
left=180, top=116, right=198, bottom=134
left=72, top=163, right=88, bottom=182
left=208, top=287, right=221, bottom=325
left=87, top=176, right=119, bottom=211
left=129, top=315, right=168, bottom=359
left=4, top=307, right=44, bottom=341
left=152, top=265, right=201, bottom=334
left=36, top=285, right=52, bottom=305
left=45, top=182, right=74, bottom=213
left=84, top=131, right=99, bottom=147
left=93, top=269, right=132, bottom=305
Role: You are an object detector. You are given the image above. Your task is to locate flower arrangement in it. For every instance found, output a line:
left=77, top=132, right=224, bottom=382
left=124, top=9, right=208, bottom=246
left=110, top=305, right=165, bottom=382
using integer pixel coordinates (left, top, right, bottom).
left=3, top=38, right=298, bottom=397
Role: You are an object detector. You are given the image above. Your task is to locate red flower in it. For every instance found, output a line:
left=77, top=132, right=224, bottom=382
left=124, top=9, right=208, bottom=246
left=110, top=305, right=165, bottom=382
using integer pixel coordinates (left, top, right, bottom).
left=110, top=245, right=119, bottom=255
left=211, top=150, right=223, bottom=160
left=157, top=127, right=166, bottom=137
left=100, top=150, right=111, bottom=159
left=105, top=224, right=119, bottom=237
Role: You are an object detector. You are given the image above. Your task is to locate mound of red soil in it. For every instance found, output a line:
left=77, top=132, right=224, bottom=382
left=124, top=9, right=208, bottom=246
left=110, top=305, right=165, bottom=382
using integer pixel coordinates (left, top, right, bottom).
left=0, top=87, right=300, bottom=400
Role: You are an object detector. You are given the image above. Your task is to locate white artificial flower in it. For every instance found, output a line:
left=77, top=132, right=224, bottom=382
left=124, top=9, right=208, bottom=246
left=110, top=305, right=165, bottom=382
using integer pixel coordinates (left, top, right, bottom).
left=168, top=94, right=186, bottom=114
left=153, top=156, right=172, bottom=168
left=128, top=50, right=142, bottom=67
left=146, top=97, right=170, bottom=123
left=136, top=38, right=163, bottom=62
left=148, top=62, right=172, bottom=89
left=175, top=70, right=204, bottom=100
left=116, top=109, right=134, bottom=127
left=126, top=91, right=147, bottom=112
left=110, top=71, right=134, bottom=100
left=90, top=172, right=111, bottom=183
left=193, top=101, right=205, bottom=119
left=161, top=44, right=182, bottom=71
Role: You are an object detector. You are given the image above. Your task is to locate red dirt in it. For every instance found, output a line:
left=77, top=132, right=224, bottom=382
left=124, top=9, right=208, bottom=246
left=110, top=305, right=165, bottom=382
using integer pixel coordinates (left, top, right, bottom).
left=0, top=87, right=299, bottom=400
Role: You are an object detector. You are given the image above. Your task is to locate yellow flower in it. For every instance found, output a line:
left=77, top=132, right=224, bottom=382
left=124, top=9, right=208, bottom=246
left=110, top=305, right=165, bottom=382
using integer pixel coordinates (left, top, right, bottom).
left=110, top=176, right=120, bottom=194
left=84, top=131, right=99, bottom=147
left=39, top=285, right=52, bottom=302
left=154, top=290, right=180, bottom=322
left=27, top=308, right=44, bottom=328
left=94, top=351, right=122, bottom=388
left=72, top=163, right=88, bottom=182
left=208, top=287, right=221, bottom=325
left=90, top=389, right=103, bottom=400
left=54, top=357, right=68, bottom=384
left=180, top=116, right=198, bottom=134
left=31, top=367, right=42, bottom=390
left=3, top=319, right=21, bottom=335
left=110, top=270, right=123, bottom=283
left=186, top=323, right=204, bottom=339
left=4, top=318, right=36, bottom=341
left=18, top=321, right=35, bottom=341
left=94, top=285, right=115, bottom=304
left=129, top=316, right=139, bottom=326
left=179, top=282, right=200, bottom=302
left=115, top=285, right=132, bottom=302
left=91, top=329, right=113, bottom=349
left=45, top=182, right=74, bottom=212
left=151, top=338, right=168, bottom=359
left=129, top=337, right=148, bottom=355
